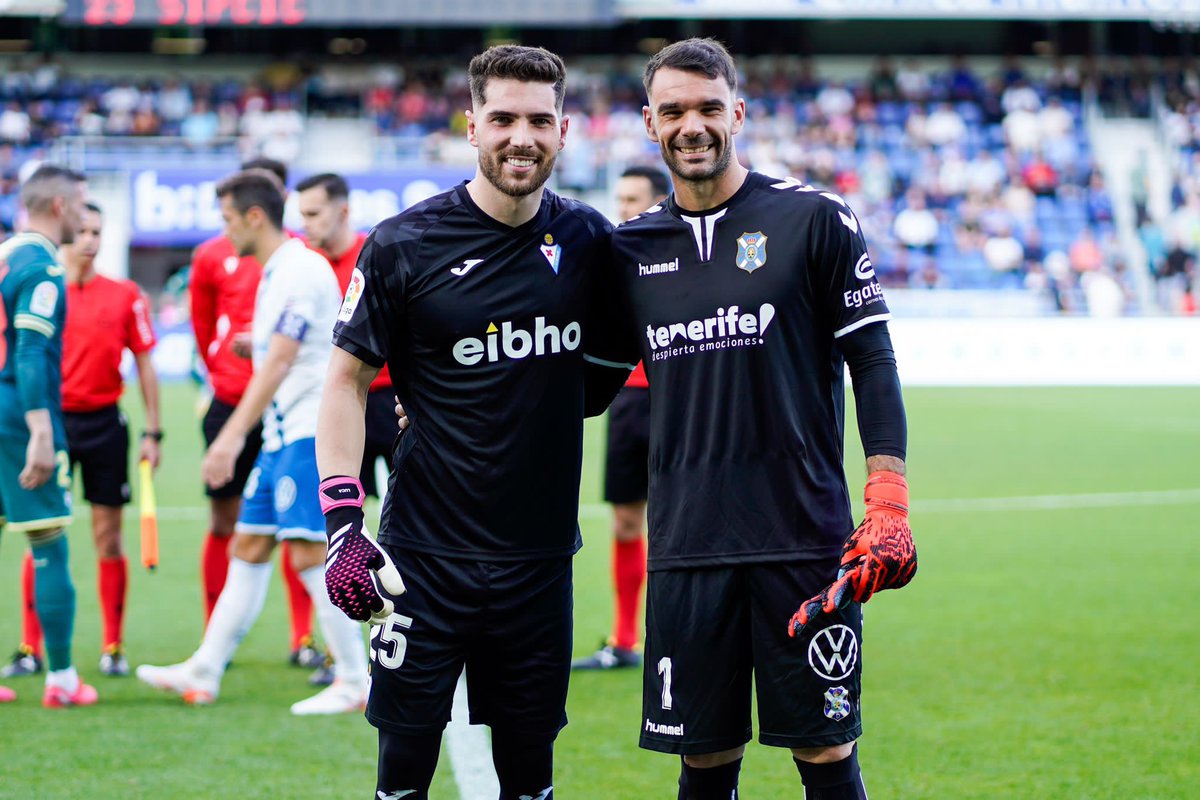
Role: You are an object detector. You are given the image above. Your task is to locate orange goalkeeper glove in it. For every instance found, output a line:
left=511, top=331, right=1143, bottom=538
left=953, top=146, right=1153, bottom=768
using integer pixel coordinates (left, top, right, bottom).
left=788, top=471, right=917, bottom=637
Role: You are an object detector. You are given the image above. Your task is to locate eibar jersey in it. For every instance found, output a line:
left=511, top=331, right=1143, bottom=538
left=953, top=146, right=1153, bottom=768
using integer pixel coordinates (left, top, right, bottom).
left=332, top=183, right=617, bottom=562
left=0, top=232, right=68, bottom=444
left=610, top=172, right=893, bottom=570
left=253, top=238, right=341, bottom=451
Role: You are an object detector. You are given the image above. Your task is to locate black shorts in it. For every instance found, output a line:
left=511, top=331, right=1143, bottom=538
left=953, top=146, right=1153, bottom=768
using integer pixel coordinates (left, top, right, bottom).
left=64, top=405, right=131, bottom=507
left=640, top=559, right=863, bottom=755
left=360, top=389, right=398, bottom=498
left=366, top=546, right=573, bottom=739
left=201, top=397, right=264, bottom=499
left=603, top=386, right=650, bottom=505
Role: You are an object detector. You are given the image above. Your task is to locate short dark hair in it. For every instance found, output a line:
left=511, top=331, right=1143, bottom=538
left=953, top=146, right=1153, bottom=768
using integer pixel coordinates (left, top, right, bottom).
left=215, top=169, right=285, bottom=230
left=643, top=37, right=738, bottom=97
left=621, top=165, right=671, bottom=198
left=468, top=45, right=567, bottom=113
left=295, top=172, right=349, bottom=201
left=84, top=201, right=102, bottom=216
left=20, top=164, right=86, bottom=215
left=240, top=157, right=288, bottom=187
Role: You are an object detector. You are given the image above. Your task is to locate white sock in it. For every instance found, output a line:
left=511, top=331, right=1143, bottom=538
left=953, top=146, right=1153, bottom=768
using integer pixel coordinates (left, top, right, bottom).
left=298, top=563, right=369, bottom=687
left=192, top=557, right=273, bottom=678
left=46, top=666, right=79, bottom=693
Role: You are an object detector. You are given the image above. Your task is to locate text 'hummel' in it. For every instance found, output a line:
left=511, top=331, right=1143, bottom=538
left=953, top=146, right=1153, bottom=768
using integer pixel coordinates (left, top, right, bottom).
left=638, top=257, right=679, bottom=277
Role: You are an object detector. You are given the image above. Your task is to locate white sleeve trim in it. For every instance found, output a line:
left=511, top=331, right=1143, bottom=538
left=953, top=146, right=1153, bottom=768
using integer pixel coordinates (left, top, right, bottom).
left=833, top=313, right=891, bottom=339
left=582, top=353, right=638, bottom=370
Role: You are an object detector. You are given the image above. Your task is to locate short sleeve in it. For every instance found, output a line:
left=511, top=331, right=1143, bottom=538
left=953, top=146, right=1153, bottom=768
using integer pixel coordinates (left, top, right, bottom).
left=127, top=285, right=157, bottom=353
left=807, top=193, right=892, bottom=339
left=331, top=229, right=400, bottom=368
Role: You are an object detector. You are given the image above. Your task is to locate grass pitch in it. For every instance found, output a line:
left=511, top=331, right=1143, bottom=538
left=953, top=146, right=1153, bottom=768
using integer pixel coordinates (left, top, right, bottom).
left=0, top=385, right=1197, bottom=799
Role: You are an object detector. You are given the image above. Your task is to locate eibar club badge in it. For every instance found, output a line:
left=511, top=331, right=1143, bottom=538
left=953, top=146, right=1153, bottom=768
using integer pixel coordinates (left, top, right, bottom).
left=540, top=232, right=562, bottom=274
left=736, top=231, right=767, bottom=274
left=823, top=686, right=853, bottom=721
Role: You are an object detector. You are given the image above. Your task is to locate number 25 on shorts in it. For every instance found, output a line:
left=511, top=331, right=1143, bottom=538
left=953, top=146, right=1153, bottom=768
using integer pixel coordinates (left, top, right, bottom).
left=369, top=613, right=414, bottom=670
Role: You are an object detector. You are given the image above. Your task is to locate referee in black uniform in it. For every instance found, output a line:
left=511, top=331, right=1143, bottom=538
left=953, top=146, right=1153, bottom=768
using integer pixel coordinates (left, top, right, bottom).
left=315, top=46, right=631, bottom=800
left=608, top=39, right=917, bottom=799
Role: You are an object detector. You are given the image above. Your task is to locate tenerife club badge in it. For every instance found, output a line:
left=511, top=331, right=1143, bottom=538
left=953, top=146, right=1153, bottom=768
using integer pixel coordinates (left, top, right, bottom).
left=540, top=233, right=562, bottom=274
left=736, top=231, right=767, bottom=274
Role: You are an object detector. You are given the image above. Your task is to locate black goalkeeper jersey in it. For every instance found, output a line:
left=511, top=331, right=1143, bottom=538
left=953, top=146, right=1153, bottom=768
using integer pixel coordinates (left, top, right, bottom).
left=609, top=172, right=894, bottom=570
left=332, top=183, right=615, bottom=561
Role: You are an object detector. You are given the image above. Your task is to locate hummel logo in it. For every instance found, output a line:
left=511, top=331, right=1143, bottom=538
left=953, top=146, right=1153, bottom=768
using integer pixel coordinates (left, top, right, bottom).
left=451, top=259, right=484, bottom=277
left=377, top=791, right=417, bottom=799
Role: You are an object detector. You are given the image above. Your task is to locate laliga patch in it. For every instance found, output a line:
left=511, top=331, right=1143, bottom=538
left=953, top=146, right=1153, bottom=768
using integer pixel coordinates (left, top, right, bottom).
left=736, top=231, right=767, bottom=274
left=339, top=267, right=365, bottom=322
left=29, top=280, right=59, bottom=317
left=823, top=686, right=853, bottom=721
left=807, top=624, right=859, bottom=681
left=539, top=233, right=562, bottom=274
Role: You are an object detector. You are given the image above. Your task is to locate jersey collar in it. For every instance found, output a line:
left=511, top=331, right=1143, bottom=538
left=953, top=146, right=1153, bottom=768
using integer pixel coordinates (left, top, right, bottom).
left=454, top=181, right=553, bottom=235
left=667, top=171, right=762, bottom=221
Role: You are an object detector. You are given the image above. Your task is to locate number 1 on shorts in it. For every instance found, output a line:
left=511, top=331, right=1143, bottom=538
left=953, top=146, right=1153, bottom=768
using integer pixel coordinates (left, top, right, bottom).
left=657, top=656, right=673, bottom=710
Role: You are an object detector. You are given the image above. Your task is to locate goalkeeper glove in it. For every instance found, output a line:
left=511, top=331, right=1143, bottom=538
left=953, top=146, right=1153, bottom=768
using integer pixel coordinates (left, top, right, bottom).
left=319, top=475, right=406, bottom=625
left=789, top=471, right=917, bottom=637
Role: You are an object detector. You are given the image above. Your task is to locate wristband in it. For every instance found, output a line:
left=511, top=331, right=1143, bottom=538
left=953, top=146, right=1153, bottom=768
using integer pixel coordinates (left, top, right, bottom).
left=319, top=475, right=365, bottom=514
left=142, top=430, right=164, bottom=442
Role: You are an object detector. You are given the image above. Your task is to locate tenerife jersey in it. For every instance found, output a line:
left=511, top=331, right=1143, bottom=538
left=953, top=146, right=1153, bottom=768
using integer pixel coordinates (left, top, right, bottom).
left=609, top=172, right=893, bottom=570
left=253, top=238, right=340, bottom=451
left=63, top=274, right=156, bottom=412
left=332, top=182, right=617, bottom=562
left=0, top=232, right=67, bottom=444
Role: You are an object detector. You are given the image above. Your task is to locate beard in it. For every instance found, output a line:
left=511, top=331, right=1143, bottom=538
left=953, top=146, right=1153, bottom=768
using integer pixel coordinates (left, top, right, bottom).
left=660, top=135, right=732, bottom=184
left=479, top=148, right=557, bottom=198
left=60, top=222, right=77, bottom=245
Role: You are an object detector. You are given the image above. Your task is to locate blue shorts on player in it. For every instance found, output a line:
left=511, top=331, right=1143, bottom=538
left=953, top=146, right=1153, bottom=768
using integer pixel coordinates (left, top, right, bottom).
left=237, top=437, right=324, bottom=541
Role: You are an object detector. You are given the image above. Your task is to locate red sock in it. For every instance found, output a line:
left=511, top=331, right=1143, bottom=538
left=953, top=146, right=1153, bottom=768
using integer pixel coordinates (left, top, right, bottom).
left=202, top=531, right=232, bottom=624
left=20, top=550, right=43, bottom=657
left=98, top=556, right=128, bottom=650
left=279, top=541, right=313, bottom=650
left=612, top=537, right=647, bottom=651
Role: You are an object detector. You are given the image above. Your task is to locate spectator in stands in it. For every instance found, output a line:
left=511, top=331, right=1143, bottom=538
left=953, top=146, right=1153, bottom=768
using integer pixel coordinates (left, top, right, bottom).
left=926, top=102, right=967, bottom=147
left=894, top=188, right=939, bottom=254
left=182, top=99, right=220, bottom=147
left=937, top=147, right=969, bottom=197
left=131, top=99, right=162, bottom=137
left=913, top=255, right=947, bottom=290
left=1003, top=103, right=1041, bottom=153
left=904, top=104, right=929, bottom=148
left=1085, top=172, right=1114, bottom=226
left=867, top=57, right=898, bottom=101
left=1068, top=227, right=1104, bottom=273
left=158, top=77, right=193, bottom=126
left=1001, top=78, right=1041, bottom=115
left=983, top=223, right=1024, bottom=272
left=0, top=102, right=31, bottom=144
left=965, top=149, right=1005, bottom=195
left=1039, top=97, right=1074, bottom=141
left=75, top=99, right=105, bottom=137
left=1022, top=153, right=1060, bottom=197
left=948, top=55, right=982, bottom=101
left=1023, top=227, right=1046, bottom=273
left=815, top=79, right=854, bottom=120
left=896, top=57, right=930, bottom=102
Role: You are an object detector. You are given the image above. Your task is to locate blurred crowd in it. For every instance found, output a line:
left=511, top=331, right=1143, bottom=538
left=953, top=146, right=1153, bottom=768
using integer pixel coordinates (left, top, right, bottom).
left=1, top=53, right=1198, bottom=314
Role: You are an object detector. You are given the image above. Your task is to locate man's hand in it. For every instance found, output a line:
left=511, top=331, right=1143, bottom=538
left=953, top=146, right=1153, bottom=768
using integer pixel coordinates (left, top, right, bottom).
left=789, top=471, right=917, bottom=636
left=19, top=430, right=56, bottom=490
left=139, top=436, right=162, bottom=471
left=231, top=331, right=253, bottom=359
left=319, top=476, right=406, bottom=624
left=394, top=397, right=409, bottom=432
left=201, top=432, right=243, bottom=489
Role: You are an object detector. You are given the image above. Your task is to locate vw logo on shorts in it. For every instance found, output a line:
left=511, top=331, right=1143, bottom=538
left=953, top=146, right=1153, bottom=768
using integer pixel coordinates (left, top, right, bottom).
left=274, top=476, right=297, bottom=513
left=807, top=624, right=858, bottom=681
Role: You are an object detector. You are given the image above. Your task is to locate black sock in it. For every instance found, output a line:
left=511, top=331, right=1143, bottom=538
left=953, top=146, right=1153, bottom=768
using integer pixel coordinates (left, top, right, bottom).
left=376, top=728, right=443, bottom=800
left=678, top=756, right=742, bottom=800
left=794, top=745, right=867, bottom=800
left=492, top=732, right=555, bottom=800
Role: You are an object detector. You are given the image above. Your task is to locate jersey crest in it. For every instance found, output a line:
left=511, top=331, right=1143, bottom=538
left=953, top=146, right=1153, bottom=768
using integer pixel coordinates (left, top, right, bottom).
left=735, top=232, right=768, bottom=274
left=539, top=233, right=562, bottom=274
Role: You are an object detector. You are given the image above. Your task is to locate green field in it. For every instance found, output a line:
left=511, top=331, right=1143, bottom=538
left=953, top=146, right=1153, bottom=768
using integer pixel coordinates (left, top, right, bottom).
left=1, top=384, right=1198, bottom=799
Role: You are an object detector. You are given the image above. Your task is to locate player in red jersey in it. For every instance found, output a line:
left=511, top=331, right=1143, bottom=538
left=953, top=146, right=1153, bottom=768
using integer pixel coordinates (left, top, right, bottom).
left=189, top=158, right=320, bottom=671
left=573, top=165, right=669, bottom=672
left=3, top=201, right=160, bottom=680
left=296, top=173, right=397, bottom=499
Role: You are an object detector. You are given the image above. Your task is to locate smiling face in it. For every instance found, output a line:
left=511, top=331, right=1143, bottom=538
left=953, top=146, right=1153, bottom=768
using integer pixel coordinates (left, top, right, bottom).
left=643, top=67, right=744, bottom=185
left=467, top=77, right=567, bottom=198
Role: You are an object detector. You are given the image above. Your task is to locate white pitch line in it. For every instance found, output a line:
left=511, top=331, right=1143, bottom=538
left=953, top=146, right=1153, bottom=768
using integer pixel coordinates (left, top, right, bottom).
left=446, top=670, right=500, bottom=800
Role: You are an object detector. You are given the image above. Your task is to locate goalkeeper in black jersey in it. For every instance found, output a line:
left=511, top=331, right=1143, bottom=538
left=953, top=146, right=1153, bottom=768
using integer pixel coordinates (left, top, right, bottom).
left=607, top=38, right=917, bottom=800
